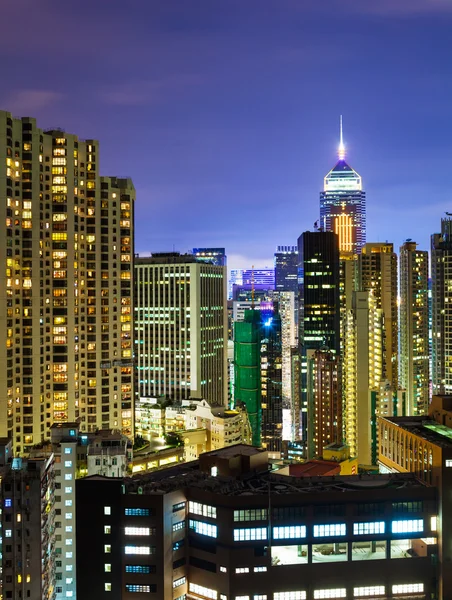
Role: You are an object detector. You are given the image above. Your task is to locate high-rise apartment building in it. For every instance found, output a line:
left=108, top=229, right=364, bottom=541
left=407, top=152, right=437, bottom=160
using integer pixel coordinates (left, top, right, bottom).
left=320, top=119, right=366, bottom=254
left=298, top=230, right=340, bottom=442
left=399, top=241, right=429, bottom=415
left=134, top=253, right=227, bottom=408
left=0, top=111, right=135, bottom=455
left=274, top=245, right=298, bottom=292
left=306, top=347, right=341, bottom=459
left=431, top=217, right=452, bottom=395
left=359, top=242, right=398, bottom=391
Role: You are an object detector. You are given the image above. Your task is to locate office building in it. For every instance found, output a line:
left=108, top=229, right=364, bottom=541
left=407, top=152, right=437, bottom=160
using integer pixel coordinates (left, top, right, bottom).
left=0, top=111, right=135, bottom=454
left=399, top=241, right=429, bottom=415
left=229, top=268, right=275, bottom=300
left=192, top=247, right=227, bottom=266
left=320, top=118, right=366, bottom=254
left=278, top=291, right=297, bottom=440
left=275, top=245, right=298, bottom=292
left=379, top=394, right=452, bottom=600
left=306, top=347, right=341, bottom=459
left=76, top=444, right=438, bottom=600
left=298, top=230, right=340, bottom=442
left=359, top=242, right=398, bottom=392
left=431, top=217, right=452, bottom=395
left=134, top=253, right=228, bottom=408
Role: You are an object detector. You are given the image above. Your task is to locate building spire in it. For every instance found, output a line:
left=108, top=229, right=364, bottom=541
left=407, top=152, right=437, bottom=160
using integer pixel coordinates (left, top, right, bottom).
left=338, top=115, right=345, bottom=160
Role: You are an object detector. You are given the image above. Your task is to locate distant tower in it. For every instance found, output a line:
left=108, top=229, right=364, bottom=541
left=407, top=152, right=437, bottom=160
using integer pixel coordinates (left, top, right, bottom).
left=274, top=246, right=298, bottom=293
left=320, top=117, right=366, bottom=254
left=399, top=241, right=429, bottom=415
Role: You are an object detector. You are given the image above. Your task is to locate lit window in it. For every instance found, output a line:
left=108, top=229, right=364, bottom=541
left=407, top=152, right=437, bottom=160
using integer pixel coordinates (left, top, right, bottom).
left=66, top=539, right=73, bottom=546
left=126, top=565, right=151, bottom=573
left=125, top=527, right=150, bottom=536
left=66, top=565, right=73, bottom=572
left=431, top=516, right=437, bottom=531
left=189, top=583, right=217, bottom=599
left=65, top=526, right=73, bottom=533
left=105, top=564, right=111, bottom=572
left=254, top=566, right=267, bottom=572
left=65, top=578, right=73, bottom=585
left=66, top=552, right=73, bottom=559
left=392, top=584, right=424, bottom=595
left=220, top=566, right=227, bottom=573
left=234, top=508, right=268, bottom=522
left=235, top=567, right=249, bottom=573
left=65, top=487, right=72, bottom=494
left=172, top=521, right=186, bottom=533
left=104, top=506, right=111, bottom=516
left=124, top=545, right=154, bottom=555
left=5, top=499, right=11, bottom=508
left=172, top=501, right=186, bottom=513
left=273, top=526, right=306, bottom=540
left=104, top=545, right=111, bottom=553
left=104, top=526, right=111, bottom=534
left=189, top=519, right=217, bottom=538
left=391, top=519, right=423, bottom=534
left=64, top=447, right=72, bottom=454
left=235, top=597, right=249, bottom=600
left=105, top=583, right=112, bottom=592
left=64, top=461, right=72, bottom=468
left=353, top=521, right=385, bottom=535
left=125, top=585, right=152, bottom=593
left=66, top=593, right=73, bottom=598
left=173, top=577, right=186, bottom=588
left=313, top=524, right=346, bottom=537
left=5, top=530, right=12, bottom=538
left=445, top=459, right=452, bottom=467
left=125, top=508, right=150, bottom=517
left=313, top=589, right=346, bottom=599
left=189, top=501, right=217, bottom=519
left=65, top=500, right=73, bottom=507
left=254, top=596, right=267, bottom=600
left=353, top=586, right=385, bottom=597
left=64, top=474, right=72, bottom=481
left=274, top=593, right=306, bottom=600
left=233, top=527, right=267, bottom=542
left=65, top=513, right=73, bottom=520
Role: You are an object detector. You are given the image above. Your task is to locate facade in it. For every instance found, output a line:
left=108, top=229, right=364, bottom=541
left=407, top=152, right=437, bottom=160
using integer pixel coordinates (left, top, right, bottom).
left=0, top=111, right=135, bottom=454
left=192, top=247, right=227, bottom=267
left=431, top=217, right=452, bottom=395
left=134, top=253, right=228, bottom=407
left=399, top=241, right=429, bottom=415
left=378, top=394, right=452, bottom=600
left=298, top=230, right=340, bottom=442
left=319, top=124, right=366, bottom=254
left=76, top=444, right=438, bottom=600
left=274, top=245, right=298, bottom=292
left=306, top=347, right=342, bottom=459
left=359, top=242, right=398, bottom=392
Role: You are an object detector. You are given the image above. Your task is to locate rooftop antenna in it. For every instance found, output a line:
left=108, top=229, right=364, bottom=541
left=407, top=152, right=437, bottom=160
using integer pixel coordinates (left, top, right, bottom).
left=338, top=115, right=345, bottom=161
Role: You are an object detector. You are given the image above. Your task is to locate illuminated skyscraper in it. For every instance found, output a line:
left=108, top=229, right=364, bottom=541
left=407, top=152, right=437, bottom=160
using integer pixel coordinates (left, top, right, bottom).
left=0, top=111, right=135, bottom=455
left=274, top=245, right=298, bottom=292
left=399, top=241, right=429, bottom=415
left=192, top=247, right=226, bottom=266
left=431, top=217, right=452, bottom=395
left=358, top=242, right=398, bottom=391
left=320, top=117, right=366, bottom=254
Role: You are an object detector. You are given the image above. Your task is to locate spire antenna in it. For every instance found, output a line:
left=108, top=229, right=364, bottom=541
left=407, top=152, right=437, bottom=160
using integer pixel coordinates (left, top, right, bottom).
left=338, top=115, right=345, bottom=160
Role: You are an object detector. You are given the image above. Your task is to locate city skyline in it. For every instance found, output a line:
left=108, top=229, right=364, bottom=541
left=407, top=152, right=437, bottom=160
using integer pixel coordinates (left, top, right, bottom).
left=1, top=1, right=451, bottom=270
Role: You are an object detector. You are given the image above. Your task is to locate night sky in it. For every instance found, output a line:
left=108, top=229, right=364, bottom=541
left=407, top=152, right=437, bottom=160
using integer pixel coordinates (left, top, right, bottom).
left=2, top=0, right=452, bottom=270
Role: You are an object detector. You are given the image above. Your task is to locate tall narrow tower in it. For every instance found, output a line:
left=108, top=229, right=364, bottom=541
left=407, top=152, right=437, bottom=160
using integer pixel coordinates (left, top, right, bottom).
left=399, top=241, right=429, bottom=415
left=320, top=117, right=366, bottom=254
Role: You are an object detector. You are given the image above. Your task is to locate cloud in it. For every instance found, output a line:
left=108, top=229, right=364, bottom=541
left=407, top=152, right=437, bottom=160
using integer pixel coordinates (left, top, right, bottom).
left=101, top=74, right=203, bottom=106
left=2, top=89, right=63, bottom=115
left=227, top=253, right=273, bottom=272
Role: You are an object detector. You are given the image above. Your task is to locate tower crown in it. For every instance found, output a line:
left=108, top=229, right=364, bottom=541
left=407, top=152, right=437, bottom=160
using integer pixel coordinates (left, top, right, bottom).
left=338, top=115, right=345, bottom=161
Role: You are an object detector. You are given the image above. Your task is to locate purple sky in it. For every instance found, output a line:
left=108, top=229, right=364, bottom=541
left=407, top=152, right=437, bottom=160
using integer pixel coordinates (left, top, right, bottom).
left=2, top=0, right=452, bottom=270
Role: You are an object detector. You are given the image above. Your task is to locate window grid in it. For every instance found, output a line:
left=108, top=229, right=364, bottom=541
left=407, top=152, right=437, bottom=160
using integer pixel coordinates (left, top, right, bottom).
left=173, top=577, right=186, bottom=588
left=313, top=589, right=346, bottom=599
left=234, top=527, right=267, bottom=542
left=189, top=583, right=217, bottom=599
left=125, top=565, right=150, bottom=574
left=125, top=584, right=152, bottom=593
left=254, top=566, right=267, bottom=572
left=391, top=519, right=423, bottom=534
left=189, top=501, right=217, bottom=519
left=125, top=527, right=150, bottom=536
left=274, top=593, right=306, bottom=600
left=392, top=583, right=424, bottom=594
left=124, top=508, right=150, bottom=517
left=124, top=545, right=155, bottom=555
left=353, top=521, right=385, bottom=535
left=173, top=521, right=186, bottom=533
left=234, top=508, right=268, bottom=522
left=235, top=567, right=249, bottom=574
left=313, top=524, right=346, bottom=538
left=189, top=519, right=217, bottom=538
left=353, top=586, right=385, bottom=597
left=273, top=525, right=306, bottom=540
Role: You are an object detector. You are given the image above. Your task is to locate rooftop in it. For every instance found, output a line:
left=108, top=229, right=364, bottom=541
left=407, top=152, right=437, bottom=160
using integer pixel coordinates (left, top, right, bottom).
left=383, top=416, right=452, bottom=449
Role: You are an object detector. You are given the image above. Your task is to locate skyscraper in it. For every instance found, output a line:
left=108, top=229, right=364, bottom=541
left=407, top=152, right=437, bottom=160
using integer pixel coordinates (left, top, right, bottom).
left=192, top=247, right=227, bottom=266
left=320, top=117, right=366, bottom=254
left=298, top=230, right=340, bottom=441
left=0, top=111, right=135, bottom=454
left=399, top=240, right=429, bottom=415
left=134, top=253, right=227, bottom=407
left=358, top=242, right=398, bottom=392
left=431, top=217, right=452, bottom=395
left=274, top=245, right=298, bottom=292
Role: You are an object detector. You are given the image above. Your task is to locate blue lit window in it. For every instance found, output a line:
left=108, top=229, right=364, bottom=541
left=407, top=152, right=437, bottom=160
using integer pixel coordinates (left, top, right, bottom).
left=391, top=519, right=423, bottom=534
left=189, top=519, right=217, bottom=538
left=125, top=508, right=150, bottom=517
left=173, top=577, right=186, bottom=588
left=64, top=447, right=72, bottom=455
left=273, top=526, right=306, bottom=540
left=125, top=565, right=150, bottom=574
left=313, top=524, right=346, bottom=538
left=233, top=527, right=267, bottom=542
left=5, top=499, right=11, bottom=508
left=125, top=584, right=152, bottom=593
left=173, top=521, right=185, bottom=533
left=69, top=430, right=76, bottom=437
left=173, top=539, right=185, bottom=551
left=353, top=521, right=385, bottom=535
